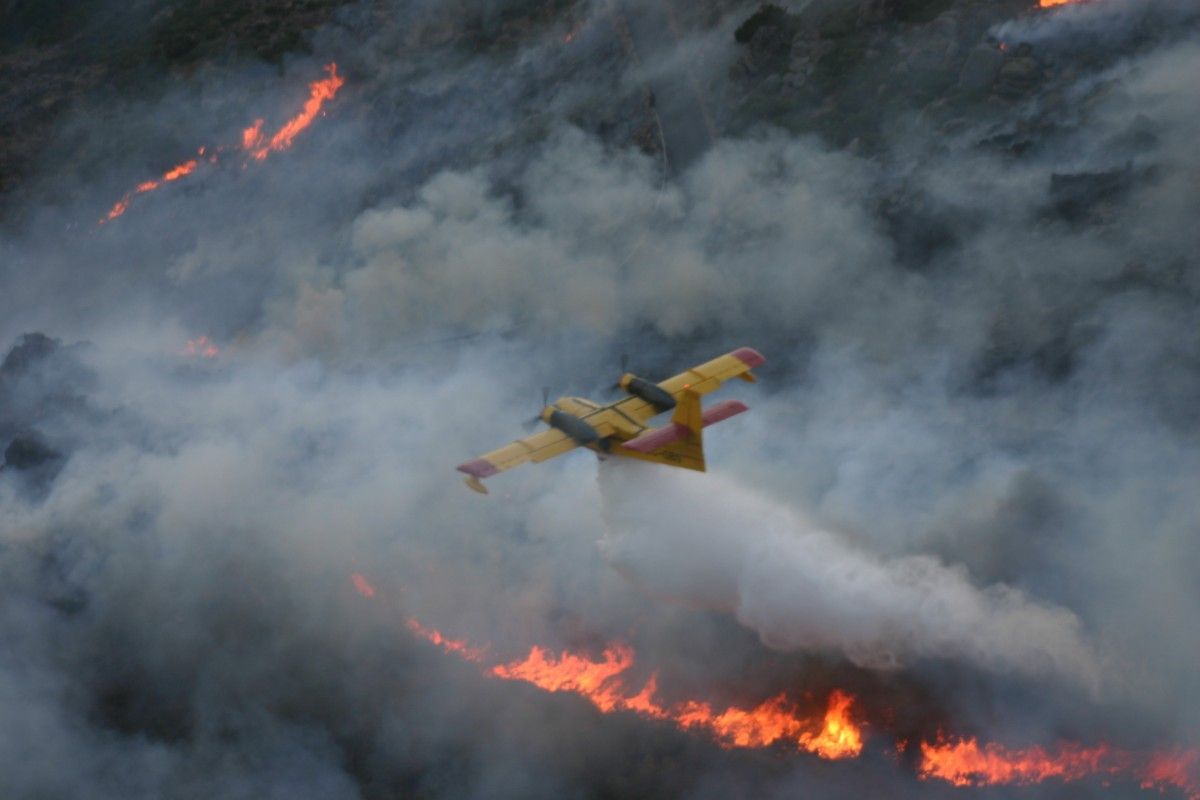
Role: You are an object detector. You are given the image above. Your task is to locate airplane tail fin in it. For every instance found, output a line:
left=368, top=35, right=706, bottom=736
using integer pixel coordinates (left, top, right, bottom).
left=616, top=396, right=749, bottom=472
left=672, top=388, right=703, bottom=435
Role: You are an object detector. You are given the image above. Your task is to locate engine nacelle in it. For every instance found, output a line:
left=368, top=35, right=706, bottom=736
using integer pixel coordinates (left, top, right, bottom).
left=617, top=374, right=677, bottom=411
left=546, top=409, right=600, bottom=445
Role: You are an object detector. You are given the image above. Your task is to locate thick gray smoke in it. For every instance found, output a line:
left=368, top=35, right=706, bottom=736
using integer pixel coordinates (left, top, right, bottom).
left=1, top=0, right=1199, bottom=797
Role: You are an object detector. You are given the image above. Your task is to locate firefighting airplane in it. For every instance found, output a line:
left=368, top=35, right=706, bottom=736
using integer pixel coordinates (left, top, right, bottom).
left=456, top=347, right=765, bottom=493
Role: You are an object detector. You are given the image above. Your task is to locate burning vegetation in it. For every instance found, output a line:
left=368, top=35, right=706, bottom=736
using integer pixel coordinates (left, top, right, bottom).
left=408, top=616, right=864, bottom=761
left=919, top=738, right=1200, bottom=796
left=181, top=335, right=219, bottom=358
left=402, top=610, right=1199, bottom=798
left=100, top=63, right=344, bottom=223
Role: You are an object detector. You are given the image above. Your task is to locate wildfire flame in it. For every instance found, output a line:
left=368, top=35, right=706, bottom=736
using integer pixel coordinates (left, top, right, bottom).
left=1039, top=0, right=1086, bottom=7
left=406, top=617, right=1198, bottom=796
left=245, top=63, right=344, bottom=161
left=919, top=737, right=1199, bottom=799
left=181, top=335, right=219, bottom=358
left=562, top=22, right=584, bottom=44
left=351, top=572, right=376, bottom=598
left=102, top=154, right=202, bottom=223
left=406, top=618, right=489, bottom=663
left=242, top=119, right=265, bottom=151
left=412, top=620, right=862, bottom=759
left=100, top=63, right=344, bottom=224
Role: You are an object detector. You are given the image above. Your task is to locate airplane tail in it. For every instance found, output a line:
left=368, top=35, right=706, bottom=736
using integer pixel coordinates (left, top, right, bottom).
left=615, top=392, right=748, bottom=472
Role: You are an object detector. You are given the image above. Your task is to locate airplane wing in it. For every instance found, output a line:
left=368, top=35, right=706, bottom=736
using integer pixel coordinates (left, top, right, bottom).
left=455, top=348, right=763, bottom=492
left=457, top=428, right=581, bottom=489
left=604, top=346, right=766, bottom=424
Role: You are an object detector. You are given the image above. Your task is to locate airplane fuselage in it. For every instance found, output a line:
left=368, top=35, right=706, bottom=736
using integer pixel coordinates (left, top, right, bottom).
left=456, top=347, right=765, bottom=493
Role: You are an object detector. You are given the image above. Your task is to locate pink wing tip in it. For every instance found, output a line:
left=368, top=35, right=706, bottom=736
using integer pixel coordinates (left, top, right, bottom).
left=731, top=347, right=766, bottom=368
left=457, top=458, right=499, bottom=478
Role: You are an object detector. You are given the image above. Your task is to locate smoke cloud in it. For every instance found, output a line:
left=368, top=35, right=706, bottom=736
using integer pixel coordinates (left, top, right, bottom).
left=1, top=0, right=1199, bottom=796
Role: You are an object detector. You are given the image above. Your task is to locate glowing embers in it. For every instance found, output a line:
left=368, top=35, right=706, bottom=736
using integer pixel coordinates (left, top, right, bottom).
left=409, top=619, right=864, bottom=760
left=100, top=64, right=345, bottom=224
left=350, top=572, right=377, bottom=598
left=919, top=738, right=1200, bottom=799
left=182, top=335, right=219, bottom=358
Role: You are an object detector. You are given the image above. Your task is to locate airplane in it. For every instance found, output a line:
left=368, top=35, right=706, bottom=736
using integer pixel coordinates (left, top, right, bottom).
left=456, top=347, right=765, bottom=493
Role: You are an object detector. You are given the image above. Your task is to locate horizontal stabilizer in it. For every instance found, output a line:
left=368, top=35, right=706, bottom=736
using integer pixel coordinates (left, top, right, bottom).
left=702, top=399, right=749, bottom=426
left=622, top=400, right=748, bottom=453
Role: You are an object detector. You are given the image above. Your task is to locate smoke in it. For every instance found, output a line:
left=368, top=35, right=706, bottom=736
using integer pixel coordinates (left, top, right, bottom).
left=598, top=461, right=1102, bottom=690
left=1, top=0, right=1199, bottom=797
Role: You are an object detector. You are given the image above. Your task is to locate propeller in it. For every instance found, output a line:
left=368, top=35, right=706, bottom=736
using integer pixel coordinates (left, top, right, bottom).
left=522, top=386, right=551, bottom=430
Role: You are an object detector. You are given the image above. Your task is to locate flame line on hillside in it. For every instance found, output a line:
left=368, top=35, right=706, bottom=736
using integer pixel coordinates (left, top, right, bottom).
left=401, top=611, right=1198, bottom=797
left=410, top=617, right=859, bottom=761
left=99, top=63, right=344, bottom=224
left=920, top=737, right=1200, bottom=797
left=244, top=63, right=344, bottom=161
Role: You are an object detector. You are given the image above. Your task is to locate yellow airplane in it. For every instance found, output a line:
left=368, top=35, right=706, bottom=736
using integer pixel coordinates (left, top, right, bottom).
left=456, top=347, right=765, bottom=493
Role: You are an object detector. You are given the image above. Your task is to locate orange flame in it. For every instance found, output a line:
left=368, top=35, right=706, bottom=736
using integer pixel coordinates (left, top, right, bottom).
left=103, top=198, right=130, bottom=222
left=242, top=119, right=265, bottom=151
left=163, top=159, right=198, bottom=181
left=1143, top=751, right=1200, bottom=797
left=247, top=63, right=345, bottom=161
left=919, top=737, right=1199, bottom=798
left=1039, top=0, right=1084, bottom=7
left=675, top=688, right=863, bottom=758
left=102, top=154, right=203, bottom=222
left=562, top=22, right=584, bottom=44
left=406, top=619, right=488, bottom=663
left=182, top=335, right=219, bottom=358
left=492, top=644, right=639, bottom=712
left=351, top=572, right=376, bottom=598
left=101, top=65, right=343, bottom=224
left=412, top=620, right=862, bottom=759
left=407, top=619, right=1198, bottom=796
